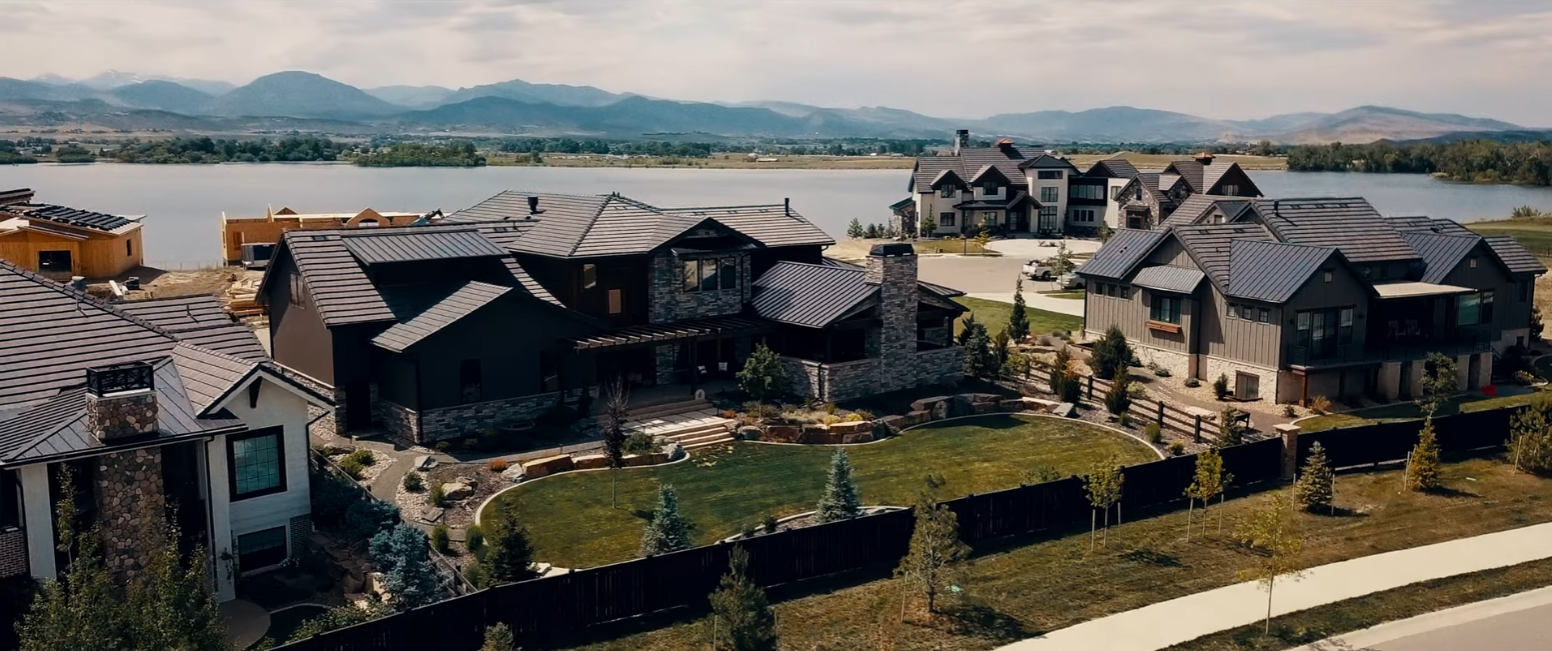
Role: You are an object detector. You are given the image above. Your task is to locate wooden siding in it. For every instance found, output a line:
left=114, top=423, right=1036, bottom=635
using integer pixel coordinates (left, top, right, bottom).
left=401, top=297, right=595, bottom=410
left=265, top=254, right=337, bottom=385
left=1439, top=242, right=1528, bottom=337
left=0, top=227, right=141, bottom=279
left=1085, top=282, right=1193, bottom=353
left=1200, top=285, right=1283, bottom=368
left=1144, top=237, right=1192, bottom=268
left=1278, top=260, right=1371, bottom=355
left=221, top=209, right=422, bottom=262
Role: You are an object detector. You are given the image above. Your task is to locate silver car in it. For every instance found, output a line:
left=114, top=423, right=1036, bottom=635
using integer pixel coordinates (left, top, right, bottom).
left=1057, top=272, right=1084, bottom=289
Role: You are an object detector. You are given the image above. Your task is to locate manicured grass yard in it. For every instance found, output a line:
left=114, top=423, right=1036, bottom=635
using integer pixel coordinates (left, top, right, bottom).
left=1298, top=387, right=1547, bottom=432
left=569, top=455, right=1552, bottom=651
left=953, top=296, right=1082, bottom=337
left=481, top=415, right=1154, bottom=569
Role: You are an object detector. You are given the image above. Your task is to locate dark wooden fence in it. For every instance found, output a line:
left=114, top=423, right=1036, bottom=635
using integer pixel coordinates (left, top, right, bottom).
left=1017, top=366, right=1226, bottom=443
left=1297, top=407, right=1514, bottom=469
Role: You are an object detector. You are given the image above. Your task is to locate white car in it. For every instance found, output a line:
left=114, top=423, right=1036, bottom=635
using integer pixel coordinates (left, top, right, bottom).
left=1023, top=260, right=1055, bottom=280
left=1057, top=273, right=1084, bottom=289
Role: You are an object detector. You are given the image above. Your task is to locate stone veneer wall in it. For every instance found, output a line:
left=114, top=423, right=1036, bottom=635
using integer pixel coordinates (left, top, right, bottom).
left=332, top=383, right=380, bottom=433
left=94, top=448, right=166, bottom=576
left=866, top=250, right=920, bottom=395
left=911, top=347, right=964, bottom=386
left=375, top=399, right=420, bottom=443
left=0, top=527, right=27, bottom=578
left=655, top=344, right=678, bottom=386
left=288, top=515, right=312, bottom=561
left=85, top=390, right=159, bottom=441
left=781, top=347, right=964, bottom=403
left=1201, top=356, right=1283, bottom=403
left=418, top=392, right=562, bottom=443
left=647, top=252, right=750, bottom=324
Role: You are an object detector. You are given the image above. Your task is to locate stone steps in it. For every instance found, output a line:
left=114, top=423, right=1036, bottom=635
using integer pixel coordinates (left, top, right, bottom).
left=626, top=397, right=710, bottom=420
left=679, top=430, right=737, bottom=451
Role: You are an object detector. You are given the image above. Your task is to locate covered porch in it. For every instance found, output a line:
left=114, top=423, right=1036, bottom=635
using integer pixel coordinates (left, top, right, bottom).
left=565, top=314, right=775, bottom=400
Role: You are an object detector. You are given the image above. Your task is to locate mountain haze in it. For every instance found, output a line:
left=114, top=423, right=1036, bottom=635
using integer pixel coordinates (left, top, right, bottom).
left=108, top=80, right=213, bottom=114
left=208, top=71, right=400, bottom=119
left=439, top=78, right=630, bottom=108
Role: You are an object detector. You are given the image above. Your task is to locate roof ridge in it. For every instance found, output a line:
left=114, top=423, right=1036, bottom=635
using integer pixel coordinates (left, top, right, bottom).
left=768, top=260, right=861, bottom=272
left=0, top=258, right=181, bottom=344
left=1231, top=238, right=1338, bottom=252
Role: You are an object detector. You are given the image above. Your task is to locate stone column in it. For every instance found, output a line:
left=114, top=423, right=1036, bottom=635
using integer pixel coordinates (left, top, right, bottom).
left=19, top=464, right=54, bottom=581
left=1275, top=423, right=1301, bottom=481
left=1454, top=354, right=1471, bottom=392
left=205, top=436, right=236, bottom=601
left=655, top=344, right=678, bottom=386
left=1477, top=352, right=1494, bottom=389
left=94, top=448, right=166, bottom=577
left=1377, top=361, right=1401, bottom=402
left=865, top=244, right=919, bottom=394
left=1405, top=359, right=1427, bottom=399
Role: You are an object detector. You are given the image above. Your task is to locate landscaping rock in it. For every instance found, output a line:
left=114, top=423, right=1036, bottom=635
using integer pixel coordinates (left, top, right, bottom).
left=904, top=410, right=931, bottom=426
left=441, top=482, right=474, bottom=501
left=455, top=476, right=478, bottom=489
left=736, top=425, right=763, bottom=440
left=910, top=395, right=953, bottom=412
left=664, top=442, right=685, bottom=460
left=1052, top=402, right=1077, bottom=418
left=413, top=455, right=436, bottom=471
left=419, top=507, right=444, bottom=523
left=500, top=465, right=526, bottom=483
left=931, top=401, right=949, bottom=420
left=877, top=414, right=907, bottom=431
left=842, top=432, right=874, bottom=444
left=763, top=425, right=803, bottom=443
left=522, top=455, right=574, bottom=478
left=572, top=453, right=609, bottom=470
left=366, top=572, right=389, bottom=598
left=829, top=421, right=871, bottom=435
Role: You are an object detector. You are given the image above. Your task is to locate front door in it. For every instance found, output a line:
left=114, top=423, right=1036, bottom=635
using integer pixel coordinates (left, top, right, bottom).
left=1012, top=210, right=1029, bottom=232
left=345, top=382, right=373, bottom=430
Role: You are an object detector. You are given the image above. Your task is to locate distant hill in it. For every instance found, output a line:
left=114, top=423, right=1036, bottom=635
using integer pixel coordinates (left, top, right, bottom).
left=979, top=106, right=1234, bottom=143
left=363, top=85, right=454, bottom=108
left=1269, top=106, right=1523, bottom=144
left=439, top=78, right=631, bottom=108
left=109, top=80, right=213, bottom=114
left=1394, top=129, right=1552, bottom=145
left=35, top=70, right=236, bottom=96
left=0, top=78, right=101, bottom=103
left=208, top=71, right=400, bottom=119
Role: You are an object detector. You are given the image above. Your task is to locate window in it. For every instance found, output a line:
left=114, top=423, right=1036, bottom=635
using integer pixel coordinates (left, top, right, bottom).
left=981, top=182, right=999, bottom=194
left=358, top=218, right=380, bottom=228
left=939, top=186, right=955, bottom=198
left=1220, top=184, right=1240, bottom=196
left=1482, top=290, right=1494, bottom=323
left=1037, top=170, right=1063, bottom=180
left=1120, top=286, right=1130, bottom=299
left=582, top=263, right=597, bottom=289
left=1469, top=257, right=1478, bottom=268
left=1071, top=185, right=1104, bottom=200
left=1323, top=270, right=1333, bottom=283
left=288, top=273, right=305, bottom=308
left=939, top=211, right=956, bottom=227
left=1038, top=206, right=1058, bottom=226
left=682, top=258, right=737, bottom=293
left=699, top=259, right=718, bottom=291
left=37, top=250, right=71, bottom=273
left=237, top=526, right=288, bottom=572
left=228, top=427, right=285, bottom=500
left=1106, top=284, right=1115, bottom=297
left=1296, top=308, right=1353, bottom=359
left=1111, top=186, right=1122, bottom=201
left=1458, top=292, right=1482, bottom=325
left=1040, top=187, right=1060, bottom=203
left=719, top=258, right=738, bottom=292
left=459, top=359, right=482, bottom=403
left=1339, top=308, right=1354, bottom=343
left=1235, top=372, right=1260, bottom=400
left=1150, top=295, right=1182, bottom=323
left=1258, top=308, right=1269, bottom=323
left=607, top=288, right=623, bottom=315
left=681, top=259, right=699, bottom=292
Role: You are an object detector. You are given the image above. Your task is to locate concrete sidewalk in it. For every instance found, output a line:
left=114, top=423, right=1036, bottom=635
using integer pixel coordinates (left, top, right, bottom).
left=997, top=521, right=1552, bottom=651
left=966, top=292, right=1085, bottom=317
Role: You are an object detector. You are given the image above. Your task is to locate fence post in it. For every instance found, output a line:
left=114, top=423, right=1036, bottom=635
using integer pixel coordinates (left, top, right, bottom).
left=1193, top=415, right=1202, bottom=443
left=1087, top=376, right=1094, bottom=400
left=1276, top=423, right=1301, bottom=481
left=1157, top=401, right=1165, bottom=426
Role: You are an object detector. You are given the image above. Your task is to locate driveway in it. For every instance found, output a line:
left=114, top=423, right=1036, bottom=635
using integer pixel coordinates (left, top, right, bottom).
left=986, top=238, right=1103, bottom=258
left=918, top=256, right=1085, bottom=317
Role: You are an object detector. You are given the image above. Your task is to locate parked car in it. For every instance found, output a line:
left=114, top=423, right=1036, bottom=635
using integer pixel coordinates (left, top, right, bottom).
left=1057, top=272, right=1084, bottom=289
left=1023, top=260, right=1055, bottom=280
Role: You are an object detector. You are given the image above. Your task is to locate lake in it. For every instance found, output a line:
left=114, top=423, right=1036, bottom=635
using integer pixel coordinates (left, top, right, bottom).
left=5, top=163, right=1552, bottom=268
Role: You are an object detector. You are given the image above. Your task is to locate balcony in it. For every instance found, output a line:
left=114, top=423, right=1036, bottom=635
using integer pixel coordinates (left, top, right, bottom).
left=1285, top=331, right=1494, bottom=370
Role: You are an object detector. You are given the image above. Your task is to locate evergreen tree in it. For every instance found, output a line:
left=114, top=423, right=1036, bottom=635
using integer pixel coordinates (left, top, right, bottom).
left=736, top=344, right=787, bottom=404
left=864, top=223, right=880, bottom=238
left=1184, top=447, right=1231, bottom=539
left=893, top=481, right=969, bottom=615
left=1294, top=442, right=1335, bottom=512
left=603, top=376, right=630, bottom=508
left=847, top=217, right=865, bottom=239
left=920, top=212, right=938, bottom=237
left=708, top=547, right=778, bottom=651
left=480, top=623, right=516, bottom=651
left=1008, top=276, right=1030, bottom=342
left=1090, top=325, right=1132, bottom=380
left=816, top=449, right=863, bottom=522
left=1105, top=373, right=1132, bottom=417
left=1509, top=398, right=1552, bottom=475
left=1235, top=492, right=1305, bottom=634
left=370, top=524, right=440, bottom=610
left=961, top=317, right=998, bottom=378
left=1532, top=305, right=1545, bottom=342
left=1049, top=346, right=1073, bottom=396
left=992, top=328, right=1012, bottom=371
left=1219, top=407, right=1246, bottom=445
left=1408, top=417, right=1444, bottom=491
left=485, top=507, right=538, bottom=584
left=1097, top=222, right=1114, bottom=242
left=641, top=483, right=693, bottom=556
left=956, top=313, right=981, bottom=346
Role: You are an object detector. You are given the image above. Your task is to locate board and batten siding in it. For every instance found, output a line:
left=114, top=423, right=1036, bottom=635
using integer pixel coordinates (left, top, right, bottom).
left=266, top=254, right=336, bottom=385
left=1143, top=237, right=1193, bottom=269
left=1439, top=243, right=1524, bottom=337
left=1278, top=260, right=1372, bottom=354
left=1085, top=282, right=1192, bottom=353
left=1199, top=285, right=1282, bottom=369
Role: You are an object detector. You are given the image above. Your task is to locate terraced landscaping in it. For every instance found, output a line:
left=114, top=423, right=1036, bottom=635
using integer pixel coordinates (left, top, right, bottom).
left=480, top=414, right=1157, bottom=569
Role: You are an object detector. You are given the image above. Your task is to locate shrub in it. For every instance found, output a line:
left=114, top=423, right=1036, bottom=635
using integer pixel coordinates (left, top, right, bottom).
left=1169, top=441, right=1185, bottom=456
left=1282, top=404, right=1297, bottom=418
left=1212, top=374, right=1229, bottom=400
left=435, top=441, right=451, bottom=453
left=1152, top=367, right=1171, bottom=377
left=825, top=402, right=838, bottom=415
left=344, top=500, right=400, bottom=540
left=463, top=561, right=489, bottom=590
left=1184, top=377, right=1201, bottom=388
left=1105, top=374, right=1133, bottom=416
left=466, top=524, right=485, bottom=553
left=1516, top=370, right=1537, bottom=385
left=853, top=409, right=876, bottom=421
left=1219, top=407, right=1245, bottom=446
left=721, top=409, right=739, bottom=419
left=1311, top=395, right=1332, bottom=415
left=1058, top=370, right=1082, bottom=403
left=1127, top=382, right=1148, bottom=399
left=1145, top=422, right=1163, bottom=444
left=489, top=458, right=508, bottom=472
left=762, top=514, right=779, bottom=534
left=311, top=470, right=361, bottom=527
left=431, top=524, right=451, bottom=554
left=338, top=457, right=366, bottom=480
left=740, top=523, right=756, bottom=539
left=624, top=432, right=657, bottom=455
left=429, top=483, right=447, bottom=508
left=1118, top=412, right=1133, bottom=428
left=1090, top=326, right=1132, bottom=380
left=843, top=413, right=865, bottom=422
left=402, top=471, right=424, bottom=492
left=460, top=438, right=478, bottom=450
left=344, top=449, right=375, bottom=466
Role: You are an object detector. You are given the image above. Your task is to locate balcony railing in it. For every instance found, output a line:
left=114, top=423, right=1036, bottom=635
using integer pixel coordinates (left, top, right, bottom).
left=1285, top=333, right=1493, bottom=369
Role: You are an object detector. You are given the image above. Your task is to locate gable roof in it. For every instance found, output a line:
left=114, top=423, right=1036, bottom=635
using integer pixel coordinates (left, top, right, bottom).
left=1076, top=229, right=1165, bottom=279
left=1250, top=197, right=1420, bottom=263
left=1225, top=239, right=1342, bottom=303
left=751, top=261, right=877, bottom=328
left=373, top=281, right=513, bottom=353
left=1483, top=235, right=1549, bottom=275
left=342, top=229, right=508, bottom=264
left=968, top=164, right=1013, bottom=185
left=1085, top=159, right=1140, bottom=179
left=1158, top=194, right=1253, bottom=230
left=1401, top=231, right=1482, bottom=284
left=1171, top=223, right=1278, bottom=290
left=117, top=295, right=268, bottom=361
left=1019, top=153, right=1080, bottom=171
left=911, top=145, right=1035, bottom=192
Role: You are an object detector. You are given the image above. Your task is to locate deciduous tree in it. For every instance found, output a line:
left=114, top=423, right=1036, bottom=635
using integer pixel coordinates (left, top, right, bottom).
left=1185, top=447, right=1232, bottom=539
left=641, top=483, right=693, bottom=556
left=709, top=547, right=778, bottom=651
left=1235, top=492, right=1305, bottom=634
left=1509, top=398, right=1552, bottom=475
left=603, top=376, right=630, bottom=508
left=1418, top=352, right=1459, bottom=418
left=893, top=480, right=970, bottom=616
left=1084, top=454, right=1125, bottom=549
left=816, top=449, right=863, bottom=522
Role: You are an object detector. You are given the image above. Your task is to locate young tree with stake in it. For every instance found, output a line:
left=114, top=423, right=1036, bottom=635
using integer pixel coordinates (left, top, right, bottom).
left=1407, top=416, right=1443, bottom=491
left=1235, top=492, right=1305, bottom=634
left=1185, top=447, right=1231, bottom=540
left=1084, top=455, right=1125, bottom=549
left=893, top=477, right=969, bottom=617
left=603, top=376, right=630, bottom=508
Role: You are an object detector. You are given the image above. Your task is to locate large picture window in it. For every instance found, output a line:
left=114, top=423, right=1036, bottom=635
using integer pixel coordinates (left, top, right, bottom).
left=1037, top=170, right=1063, bottom=180
left=681, top=258, right=740, bottom=293
left=939, top=212, right=956, bottom=227
left=1149, top=295, right=1182, bottom=324
left=228, top=427, right=285, bottom=500
left=237, top=526, right=288, bottom=572
left=1457, top=292, right=1481, bottom=325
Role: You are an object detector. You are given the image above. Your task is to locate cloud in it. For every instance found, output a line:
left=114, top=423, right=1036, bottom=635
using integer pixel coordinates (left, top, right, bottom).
left=3, top=0, right=1550, bottom=125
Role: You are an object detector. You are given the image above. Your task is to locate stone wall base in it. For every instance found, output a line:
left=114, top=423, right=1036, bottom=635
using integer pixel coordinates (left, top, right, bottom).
left=1201, top=357, right=1282, bottom=403
left=419, top=393, right=562, bottom=443
left=376, top=399, right=420, bottom=442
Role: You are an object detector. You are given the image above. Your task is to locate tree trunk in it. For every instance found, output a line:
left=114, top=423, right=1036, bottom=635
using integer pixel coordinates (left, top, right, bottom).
left=1218, top=493, right=1226, bottom=535
left=1186, top=498, right=1194, bottom=541
left=1102, top=506, right=1109, bottom=547
left=612, top=469, right=619, bottom=509
left=1090, top=509, right=1097, bottom=551
left=926, top=586, right=936, bottom=614
left=1265, top=578, right=1275, bottom=634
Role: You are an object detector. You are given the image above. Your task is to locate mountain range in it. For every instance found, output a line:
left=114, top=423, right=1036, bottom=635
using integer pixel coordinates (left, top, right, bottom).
left=3, top=69, right=1541, bottom=145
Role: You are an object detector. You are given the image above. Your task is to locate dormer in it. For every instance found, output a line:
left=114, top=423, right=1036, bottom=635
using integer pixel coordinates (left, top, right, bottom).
left=967, top=165, right=1011, bottom=200
left=929, top=169, right=967, bottom=198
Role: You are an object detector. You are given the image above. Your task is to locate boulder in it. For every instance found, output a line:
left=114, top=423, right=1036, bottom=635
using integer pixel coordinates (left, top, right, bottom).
left=500, top=464, right=526, bottom=483
left=763, top=425, right=803, bottom=443
left=419, top=507, right=445, bottom=523
left=440, top=482, right=474, bottom=501
left=829, top=421, right=871, bottom=435
left=412, top=455, right=436, bottom=471
left=910, top=395, right=953, bottom=412
left=572, top=453, right=610, bottom=470
left=455, top=476, right=478, bottom=489
left=841, top=432, right=874, bottom=444
left=931, top=400, right=949, bottom=420
left=522, top=454, right=574, bottom=478
left=904, top=410, right=931, bottom=426
left=736, top=425, right=763, bottom=441
left=1052, top=402, right=1077, bottom=418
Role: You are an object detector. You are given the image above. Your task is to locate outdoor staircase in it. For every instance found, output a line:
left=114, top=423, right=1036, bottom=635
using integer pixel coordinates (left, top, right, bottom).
left=624, top=397, right=737, bottom=452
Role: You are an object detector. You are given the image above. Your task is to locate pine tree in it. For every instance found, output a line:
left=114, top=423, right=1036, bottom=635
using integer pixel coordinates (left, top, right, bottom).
left=480, top=623, right=515, bottom=651
left=847, top=218, right=864, bottom=239
left=1184, top=448, right=1231, bottom=539
left=641, top=483, right=693, bottom=556
left=920, top=212, right=938, bottom=237
left=893, top=482, right=969, bottom=615
left=1408, top=416, right=1443, bottom=491
left=864, top=223, right=880, bottom=238
left=603, top=376, right=630, bottom=508
left=709, top=547, right=779, bottom=651
left=961, top=317, right=997, bottom=378
left=1105, top=373, right=1132, bottom=417
left=1294, top=442, right=1335, bottom=512
left=816, top=449, right=863, bottom=522
left=369, top=524, right=440, bottom=610
left=992, top=328, right=1011, bottom=371
left=1090, top=325, right=1132, bottom=380
left=1008, top=276, right=1030, bottom=342
left=1235, top=492, right=1305, bottom=634
left=485, top=507, right=538, bottom=584
left=737, top=343, right=787, bottom=404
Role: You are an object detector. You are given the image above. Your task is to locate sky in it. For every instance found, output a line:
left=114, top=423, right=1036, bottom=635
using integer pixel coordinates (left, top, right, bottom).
left=6, top=0, right=1552, bottom=125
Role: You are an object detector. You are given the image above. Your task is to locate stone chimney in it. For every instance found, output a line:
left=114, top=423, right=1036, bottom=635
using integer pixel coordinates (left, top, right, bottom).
left=85, top=362, right=158, bottom=442
left=953, top=129, right=969, bottom=156
left=866, top=243, right=918, bottom=394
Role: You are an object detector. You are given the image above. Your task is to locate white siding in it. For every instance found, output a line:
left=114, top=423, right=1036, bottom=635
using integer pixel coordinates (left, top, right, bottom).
left=210, top=376, right=314, bottom=588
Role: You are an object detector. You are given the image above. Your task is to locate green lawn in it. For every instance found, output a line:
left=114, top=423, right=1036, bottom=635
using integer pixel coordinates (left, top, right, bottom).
left=482, top=415, right=1154, bottom=569
left=1167, top=557, right=1552, bottom=651
left=571, top=455, right=1552, bottom=651
left=1468, top=218, right=1552, bottom=255
left=954, top=296, right=1082, bottom=337
left=1298, top=387, right=1547, bottom=432
left=1037, top=290, right=1086, bottom=300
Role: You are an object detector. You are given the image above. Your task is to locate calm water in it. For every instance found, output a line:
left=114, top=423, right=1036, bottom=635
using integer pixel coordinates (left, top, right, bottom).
left=4, top=164, right=1552, bottom=267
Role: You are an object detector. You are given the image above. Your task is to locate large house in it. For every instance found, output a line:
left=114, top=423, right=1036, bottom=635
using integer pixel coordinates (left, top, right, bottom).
left=258, top=191, right=965, bottom=443
left=0, top=262, right=329, bottom=601
left=1112, top=155, right=1264, bottom=229
left=0, top=188, right=145, bottom=280
left=1078, top=197, right=1545, bottom=406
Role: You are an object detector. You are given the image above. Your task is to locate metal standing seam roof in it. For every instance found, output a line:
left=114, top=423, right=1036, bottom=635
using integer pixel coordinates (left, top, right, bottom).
left=1171, top=223, right=1277, bottom=290
left=751, top=261, right=879, bottom=328
left=3, top=203, right=138, bottom=232
left=661, top=205, right=833, bottom=249
left=1480, top=236, right=1548, bottom=275
left=1076, top=229, right=1166, bottom=279
left=341, top=229, right=508, bottom=264
left=1129, top=265, right=1206, bottom=294
left=818, top=257, right=964, bottom=298
left=1250, top=197, right=1421, bottom=263
left=372, top=281, right=513, bottom=353
left=1400, top=231, right=1482, bottom=284
left=1224, top=239, right=1340, bottom=303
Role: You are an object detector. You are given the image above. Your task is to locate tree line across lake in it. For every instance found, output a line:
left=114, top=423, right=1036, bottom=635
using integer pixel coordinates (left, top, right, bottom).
left=1285, top=139, right=1552, bottom=186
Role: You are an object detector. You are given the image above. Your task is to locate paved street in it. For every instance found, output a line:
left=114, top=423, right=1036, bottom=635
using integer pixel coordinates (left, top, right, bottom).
left=917, top=255, right=1086, bottom=317
left=1283, top=587, right=1552, bottom=651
